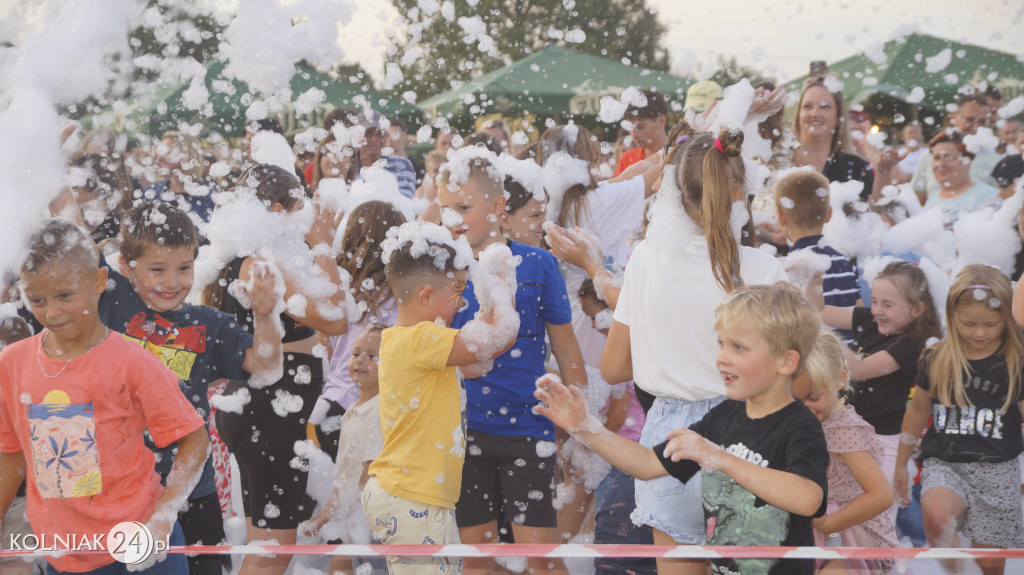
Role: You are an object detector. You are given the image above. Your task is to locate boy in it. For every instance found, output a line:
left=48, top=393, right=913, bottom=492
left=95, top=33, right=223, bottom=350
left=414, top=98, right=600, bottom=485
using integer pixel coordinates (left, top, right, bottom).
left=536, top=282, right=830, bottom=575
left=775, top=170, right=860, bottom=341
left=437, top=148, right=586, bottom=575
left=0, top=219, right=210, bottom=575
left=363, top=221, right=519, bottom=575
left=79, top=201, right=283, bottom=575
left=614, top=88, right=668, bottom=177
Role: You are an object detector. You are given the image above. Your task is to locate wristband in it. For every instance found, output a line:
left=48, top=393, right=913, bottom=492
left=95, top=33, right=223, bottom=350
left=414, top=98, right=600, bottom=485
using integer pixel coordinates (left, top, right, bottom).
left=899, top=432, right=919, bottom=446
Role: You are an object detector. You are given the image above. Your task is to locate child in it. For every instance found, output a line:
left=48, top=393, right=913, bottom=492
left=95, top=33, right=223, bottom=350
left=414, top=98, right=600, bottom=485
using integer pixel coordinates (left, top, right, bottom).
left=362, top=220, right=519, bottom=575
left=794, top=330, right=897, bottom=575
left=498, top=176, right=547, bottom=248
left=895, top=265, right=1024, bottom=575
left=437, top=147, right=585, bottom=575
left=303, top=323, right=388, bottom=575
left=0, top=314, right=35, bottom=575
left=818, top=260, right=942, bottom=504
left=536, top=282, right=829, bottom=575
left=774, top=170, right=860, bottom=341
left=96, top=201, right=284, bottom=575
left=0, top=219, right=210, bottom=575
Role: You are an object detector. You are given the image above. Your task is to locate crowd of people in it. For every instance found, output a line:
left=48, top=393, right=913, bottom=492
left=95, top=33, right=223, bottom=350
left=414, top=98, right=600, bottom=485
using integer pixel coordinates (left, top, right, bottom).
left=1, top=70, right=1024, bottom=575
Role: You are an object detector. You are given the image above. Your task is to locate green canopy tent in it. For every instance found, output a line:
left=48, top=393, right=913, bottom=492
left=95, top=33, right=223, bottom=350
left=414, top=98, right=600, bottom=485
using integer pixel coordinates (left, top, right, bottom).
left=786, top=33, right=1024, bottom=121
left=417, top=45, right=693, bottom=125
left=85, top=60, right=423, bottom=139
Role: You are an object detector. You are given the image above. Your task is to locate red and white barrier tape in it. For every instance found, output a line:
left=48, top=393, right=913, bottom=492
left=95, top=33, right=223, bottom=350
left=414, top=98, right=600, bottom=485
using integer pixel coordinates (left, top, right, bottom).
left=3, top=544, right=1024, bottom=560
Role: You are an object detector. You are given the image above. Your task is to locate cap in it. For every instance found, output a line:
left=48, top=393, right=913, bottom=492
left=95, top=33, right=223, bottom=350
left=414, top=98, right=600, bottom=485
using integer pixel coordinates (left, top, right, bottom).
left=354, top=109, right=389, bottom=133
left=992, top=154, right=1024, bottom=188
left=685, top=80, right=723, bottom=113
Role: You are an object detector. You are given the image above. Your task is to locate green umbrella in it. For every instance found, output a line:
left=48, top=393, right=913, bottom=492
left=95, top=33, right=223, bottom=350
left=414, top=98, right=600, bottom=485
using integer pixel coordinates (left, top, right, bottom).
left=786, top=33, right=1024, bottom=114
left=85, top=60, right=423, bottom=138
left=417, top=45, right=692, bottom=121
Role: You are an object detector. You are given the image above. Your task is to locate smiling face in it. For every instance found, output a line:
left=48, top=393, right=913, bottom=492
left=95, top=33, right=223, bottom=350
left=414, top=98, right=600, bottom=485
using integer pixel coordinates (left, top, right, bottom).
left=319, top=142, right=355, bottom=181
left=21, top=263, right=107, bottom=350
left=715, top=321, right=785, bottom=401
left=438, top=177, right=505, bottom=252
left=798, top=85, right=839, bottom=143
left=792, top=371, right=841, bottom=423
left=954, top=300, right=1005, bottom=360
left=930, top=142, right=972, bottom=190
left=349, top=328, right=382, bottom=393
left=501, top=197, right=547, bottom=247
left=870, top=277, right=922, bottom=336
left=951, top=101, right=990, bottom=136
left=121, top=245, right=196, bottom=313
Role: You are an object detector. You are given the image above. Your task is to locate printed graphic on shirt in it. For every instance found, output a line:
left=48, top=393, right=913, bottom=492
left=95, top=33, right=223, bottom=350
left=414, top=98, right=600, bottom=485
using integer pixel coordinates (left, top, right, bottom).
left=27, top=390, right=102, bottom=499
left=704, top=462, right=788, bottom=575
left=932, top=405, right=1005, bottom=438
left=122, top=312, right=206, bottom=380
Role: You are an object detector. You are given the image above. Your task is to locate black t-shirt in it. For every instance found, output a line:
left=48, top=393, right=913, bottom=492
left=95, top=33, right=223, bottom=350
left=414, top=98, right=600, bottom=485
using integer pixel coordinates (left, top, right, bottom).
left=848, top=307, right=926, bottom=435
left=917, top=350, right=1024, bottom=463
left=824, top=151, right=875, bottom=201
left=655, top=400, right=829, bottom=575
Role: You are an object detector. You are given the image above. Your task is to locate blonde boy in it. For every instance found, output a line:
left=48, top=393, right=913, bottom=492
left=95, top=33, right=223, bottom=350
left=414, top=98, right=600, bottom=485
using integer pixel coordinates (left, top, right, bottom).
left=363, top=221, right=518, bottom=575
left=536, top=282, right=830, bottom=575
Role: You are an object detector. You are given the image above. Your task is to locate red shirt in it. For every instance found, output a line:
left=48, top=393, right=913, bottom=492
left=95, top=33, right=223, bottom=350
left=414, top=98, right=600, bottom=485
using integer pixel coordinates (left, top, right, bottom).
left=614, top=147, right=647, bottom=177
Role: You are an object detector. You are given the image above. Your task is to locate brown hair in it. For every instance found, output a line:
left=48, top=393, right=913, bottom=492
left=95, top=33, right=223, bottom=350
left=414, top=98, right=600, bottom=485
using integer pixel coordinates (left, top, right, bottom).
left=537, top=125, right=601, bottom=228
left=927, top=264, right=1022, bottom=412
left=119, top=201, right=200, bottom=263
left=774, top=170, right=831, bottom=230
left=793, top=76, right=852, bottom=156
left=874, top=260, right=943, bottom=343
left=311, top=132, right=358, bottom=189
left=662, top=125, right=745, bottom=292
left=21, top=218, right=98, bottom=274
left=68, top=153, right=133, bottom=212
left=624, top=88, right=668, bottom=121
left=383, top=240, right=460, bottom=301
left=928, top=130, right=975, bottom=160
left=160, top=131, right=206, bottom=181
left=339, top=201, right=407, bottom=318
left=437, top=155, right=504, bottom=200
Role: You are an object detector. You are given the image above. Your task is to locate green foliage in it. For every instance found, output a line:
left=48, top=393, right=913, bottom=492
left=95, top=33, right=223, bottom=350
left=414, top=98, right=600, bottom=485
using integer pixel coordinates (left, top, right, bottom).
left=703, top=55, right=775, bottom=89
left=386, top=0, right=669, bottom=101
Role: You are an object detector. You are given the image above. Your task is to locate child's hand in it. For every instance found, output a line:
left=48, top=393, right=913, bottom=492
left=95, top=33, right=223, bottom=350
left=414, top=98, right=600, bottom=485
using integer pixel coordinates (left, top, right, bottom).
left=546, top=225, right=602, bottom=272
left=128, top=517, right=172, bottom=571
left=893, top=464, right=910, bottom=508
left=663, top=428, right=720, bottom=468
left=306, top=194, right=344, bottom=248
left=298, top=513, right=328, bottom=539
left=533, top=374, right=589, bottom=434
left=245, top=259, right=284, bottom=319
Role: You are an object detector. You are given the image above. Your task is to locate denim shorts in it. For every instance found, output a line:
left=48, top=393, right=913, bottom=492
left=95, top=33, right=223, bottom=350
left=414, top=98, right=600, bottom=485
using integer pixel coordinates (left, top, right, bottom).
left=631, top=395, right=724, bottom=544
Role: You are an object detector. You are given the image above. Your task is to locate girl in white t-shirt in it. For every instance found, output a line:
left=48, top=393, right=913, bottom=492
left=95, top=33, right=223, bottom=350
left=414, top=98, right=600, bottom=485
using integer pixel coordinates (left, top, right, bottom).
left=602, top=124, right=787, bottom=575
left=537, top=124, right=659, bottom=367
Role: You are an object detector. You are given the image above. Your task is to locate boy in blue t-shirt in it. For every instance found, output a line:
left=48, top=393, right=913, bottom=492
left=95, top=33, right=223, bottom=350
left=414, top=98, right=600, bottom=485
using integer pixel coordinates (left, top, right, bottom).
left=438, top=147, right=586, bottom=575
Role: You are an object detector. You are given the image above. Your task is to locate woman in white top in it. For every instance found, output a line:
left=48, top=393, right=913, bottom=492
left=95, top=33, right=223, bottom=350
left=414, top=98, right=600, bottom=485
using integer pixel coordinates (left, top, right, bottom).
left=602, top=125, right=788, bottom=575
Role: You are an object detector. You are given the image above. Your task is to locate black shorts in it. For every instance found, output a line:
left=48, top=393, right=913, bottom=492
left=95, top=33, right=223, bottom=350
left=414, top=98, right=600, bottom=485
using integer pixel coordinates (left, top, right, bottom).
left=215, top=356, right=322, bottom=529
left=456, top=430, right=558, bottom=528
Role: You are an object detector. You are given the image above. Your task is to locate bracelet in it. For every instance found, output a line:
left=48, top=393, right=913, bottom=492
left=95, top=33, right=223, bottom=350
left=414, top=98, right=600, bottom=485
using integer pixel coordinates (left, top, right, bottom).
left=899, top=432, right=919, bottom=446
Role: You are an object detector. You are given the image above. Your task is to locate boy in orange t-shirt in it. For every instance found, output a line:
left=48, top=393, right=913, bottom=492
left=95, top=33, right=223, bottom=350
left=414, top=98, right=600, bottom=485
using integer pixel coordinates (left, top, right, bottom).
left=0, top=219, right=210, bottom=575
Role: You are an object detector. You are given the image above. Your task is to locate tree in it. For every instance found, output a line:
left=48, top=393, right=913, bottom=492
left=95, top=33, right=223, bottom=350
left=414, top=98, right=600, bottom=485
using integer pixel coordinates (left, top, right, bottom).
left=385, top=0, right=669, bottom=102
left=703, top=55, right=775, bottom=90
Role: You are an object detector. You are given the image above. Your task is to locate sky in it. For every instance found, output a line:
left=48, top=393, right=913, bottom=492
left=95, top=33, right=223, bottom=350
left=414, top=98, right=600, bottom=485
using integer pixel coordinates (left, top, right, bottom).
left=337, top=0, right=1024, bottom=89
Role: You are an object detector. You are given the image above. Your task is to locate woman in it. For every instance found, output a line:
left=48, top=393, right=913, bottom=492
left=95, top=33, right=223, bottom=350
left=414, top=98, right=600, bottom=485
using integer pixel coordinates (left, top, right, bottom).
left=310, top=131, right=358, bottom=192
left=923, top=130, right=998, bottom=224
left=143, top=131, right=217, bottom=222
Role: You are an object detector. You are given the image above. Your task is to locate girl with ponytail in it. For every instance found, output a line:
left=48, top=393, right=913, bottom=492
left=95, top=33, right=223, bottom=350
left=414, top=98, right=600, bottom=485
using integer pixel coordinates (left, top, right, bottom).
left=600, top=126, right=788, bottom=575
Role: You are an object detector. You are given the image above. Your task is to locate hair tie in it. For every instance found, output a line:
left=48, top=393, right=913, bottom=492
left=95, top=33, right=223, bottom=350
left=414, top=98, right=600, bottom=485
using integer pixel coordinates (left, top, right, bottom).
left=713, top=138, right=725, bottom=153
left=675, top=134, right=690, bottom=145
left=966, top=284, right=991, bottom=290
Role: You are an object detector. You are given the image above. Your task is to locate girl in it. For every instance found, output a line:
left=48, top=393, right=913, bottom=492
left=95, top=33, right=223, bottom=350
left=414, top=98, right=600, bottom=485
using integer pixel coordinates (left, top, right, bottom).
left=499, top=177, right=547, bottom=248
left=207, top=164, right=350, bottom=575
left=310, top=131, right=358, bottom=192
left=302, top=323, right=389, bottom=575
left=313, top=200, right=407, bottom=459
left=895, top=265, right=1024, bottom=575
left=143, top=131, right=218, bottom=222
left=819, top=260, right=942, bottom=504
left=795, top=330, right=897, bottom=575
left=600, top=126, right=787, bottom=575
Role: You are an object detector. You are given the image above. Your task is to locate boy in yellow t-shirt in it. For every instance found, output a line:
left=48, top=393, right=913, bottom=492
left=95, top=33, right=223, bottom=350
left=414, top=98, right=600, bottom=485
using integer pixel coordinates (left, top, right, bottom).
left=363, top=221, right=519, bottom=575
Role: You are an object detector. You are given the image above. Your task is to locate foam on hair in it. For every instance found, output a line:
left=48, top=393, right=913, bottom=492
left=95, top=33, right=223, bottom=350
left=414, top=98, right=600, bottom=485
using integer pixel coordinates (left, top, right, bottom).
left=380, top=221, right=474, bottom=300
left=119, top=201, right=200, bottom=262
left=774, top=170, right=831, bottom=229
left=21, top=218, right=99, bottom=274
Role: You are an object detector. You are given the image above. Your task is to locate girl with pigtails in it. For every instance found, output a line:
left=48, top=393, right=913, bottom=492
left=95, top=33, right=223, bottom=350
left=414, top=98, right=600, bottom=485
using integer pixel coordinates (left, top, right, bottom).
left=600, top=126, right=787, bottom=575
left=895, top=265, right=1024, bottom=575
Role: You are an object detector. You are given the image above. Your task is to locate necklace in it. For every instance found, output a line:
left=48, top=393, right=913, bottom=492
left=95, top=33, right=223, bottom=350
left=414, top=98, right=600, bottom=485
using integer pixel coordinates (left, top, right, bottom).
left=37, top=328, right=110, bottom=379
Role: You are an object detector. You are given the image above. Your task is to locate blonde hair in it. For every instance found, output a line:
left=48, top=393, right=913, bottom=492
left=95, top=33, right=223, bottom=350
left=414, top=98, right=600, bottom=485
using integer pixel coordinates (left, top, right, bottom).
left=805, top=329, right=849, bottom=395
left=793, top=76, right=852, bottom=156
left=715, top=282, right=821, bottom=375
left=663, top=127, right=745, bottom=292
left=928, top=265, right=1023, bottom=412
left=774, top=170, right=831, bottom=230
left=160, top=131, right=205, bottom=181
left=436, top=156, right=504, bottom=200
left=537, top=124, right=601, bottom=228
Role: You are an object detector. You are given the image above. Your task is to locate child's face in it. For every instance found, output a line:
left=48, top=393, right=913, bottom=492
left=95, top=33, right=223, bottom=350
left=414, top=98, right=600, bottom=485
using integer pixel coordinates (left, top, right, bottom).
left=579, top=295, right=610, bottom=336
left=870, top=277, right=921, bottom=336
left=426, top=269, right=468, bottom=326
left=20, top=263, right=107, bottom=347
left=792, top=372, right=840, bottom=423
left=438, top=178, right=504, bottom=250
left=954, top=301, right=1005, bottom=360
left=716, top=322, right=785, bottom=401
left=501, top=198, right=547, bottom=247
left=121, top=246, right=195, bottom=313
left=349, top=329, right=382, bottom=391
